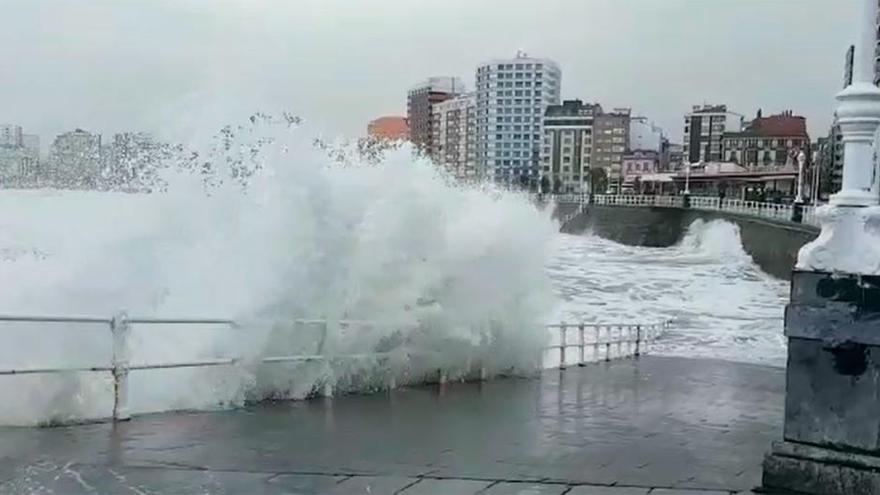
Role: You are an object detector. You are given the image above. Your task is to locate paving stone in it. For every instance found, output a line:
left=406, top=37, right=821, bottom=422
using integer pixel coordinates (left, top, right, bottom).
left=480, top=481, right=570, bottom=494
left=566, top=485, right=650, bottom=494
left=330, top=475, right=419, bottom=493
left=267, top=473, right=348, bottom=493
left=399, top=478, right=493, bottom=494
left=0, top=357, right=785, bottom=494
left=648, top=489, right=730, bottom=495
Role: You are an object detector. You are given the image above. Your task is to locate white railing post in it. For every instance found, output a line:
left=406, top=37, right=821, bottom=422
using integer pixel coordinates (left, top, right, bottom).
left=605, top=327, right=612, bottom=362
left=635, top=325, right=642, bottom=357
left=559, top=322, right=567, bottom=370
left=578, top=323, right=585, bottom=366
left=616, top=326, right=623, bottom=357
left=626, top=326, right=633, bottom=356
left=111, top=311, right=131, bottom=421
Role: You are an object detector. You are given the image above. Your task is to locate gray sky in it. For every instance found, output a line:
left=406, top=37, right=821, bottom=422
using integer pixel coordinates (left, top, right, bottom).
left=0, top=0, right=861, bottom=147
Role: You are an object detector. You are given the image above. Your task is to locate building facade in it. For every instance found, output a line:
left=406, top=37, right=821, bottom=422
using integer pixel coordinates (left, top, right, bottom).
left=816, top=124, right=844, bottom=198
left=593, top=108, right=631, bottom=193
left=367, top=116, right=409, bottom=141
left=49, top=129, right=103, bottom=186
left=431, top=93, right=476, bottom=181
left=0, top=125, right=39, bottom=183
left=541, top=100, right=599, bottom=193
left=475, top=53, right=561, bottom=189
left=667, top=143, right=684, bottom=170
left=684, top=104, right=744, bottom=163
left=629, top=116, right=663, bottom=153
left=721, top=110, right=810, bottom=170
left=622, top=150, right=661, bottom=193
left=407, top=77, right=464, bottom=155
left=622, top=150, right=660, bottom=177
left=0, top=125, right=23, bottom=148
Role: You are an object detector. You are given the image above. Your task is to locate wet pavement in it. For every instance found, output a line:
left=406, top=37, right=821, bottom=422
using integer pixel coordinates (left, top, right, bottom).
left=0, top=356, right=784, bottom=494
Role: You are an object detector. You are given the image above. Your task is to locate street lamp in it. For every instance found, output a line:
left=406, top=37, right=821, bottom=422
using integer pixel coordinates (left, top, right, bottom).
left=794, top=150, right=806, bottom=204
left=683, top=161, right=691, bottom=195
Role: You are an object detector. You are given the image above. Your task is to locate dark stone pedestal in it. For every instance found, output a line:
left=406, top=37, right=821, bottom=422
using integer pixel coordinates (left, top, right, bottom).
left=791, top=203, right=803, bottom=223
left=762, top=271, right=880, bottom=495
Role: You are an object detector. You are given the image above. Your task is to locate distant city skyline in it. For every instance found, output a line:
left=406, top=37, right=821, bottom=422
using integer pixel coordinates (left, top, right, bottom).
left=0, top=0, right=861, bottom=145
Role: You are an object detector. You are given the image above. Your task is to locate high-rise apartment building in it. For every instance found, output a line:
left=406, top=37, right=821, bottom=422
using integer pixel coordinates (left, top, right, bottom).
left=407, top=77, right=464, bottom=154
left=683, top=104, right=744, bottom=163
left=541, top=100, right=599, bottom=194
left=431, top=93, right=476, bottom=181
left=475, top=53, right=561, bottom=189
left=0, top=125, right=23, bottom=148
left=593, top=108, right=631, bottom=193
left=49, top=128, right=103, bottom=185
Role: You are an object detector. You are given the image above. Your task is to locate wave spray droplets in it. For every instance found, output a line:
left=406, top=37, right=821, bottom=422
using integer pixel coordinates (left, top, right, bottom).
left=0, top=116, right=558, bottom=425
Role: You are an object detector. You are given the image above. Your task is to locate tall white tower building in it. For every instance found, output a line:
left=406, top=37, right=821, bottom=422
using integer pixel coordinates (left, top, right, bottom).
left=475, top=52, right=561, bottom=189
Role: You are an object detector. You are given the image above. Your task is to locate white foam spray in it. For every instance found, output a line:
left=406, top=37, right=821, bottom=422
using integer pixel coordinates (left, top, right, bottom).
left=0, top=117, right=558, bottom=425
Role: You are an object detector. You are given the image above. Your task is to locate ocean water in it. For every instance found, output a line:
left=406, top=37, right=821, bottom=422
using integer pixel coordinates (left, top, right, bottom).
left=547, top=219, right=789, bottom=368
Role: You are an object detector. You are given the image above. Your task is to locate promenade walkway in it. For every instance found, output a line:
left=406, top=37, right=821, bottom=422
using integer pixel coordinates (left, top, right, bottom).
left=0, top=356, right=784, bottom=494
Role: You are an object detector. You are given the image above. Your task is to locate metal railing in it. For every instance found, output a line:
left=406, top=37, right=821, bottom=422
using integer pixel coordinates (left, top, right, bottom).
left=549, top=194, right=822, bottom=228
left=0, top=313, right=670, bottom=423
left=546, top=320, right=669, bottom=369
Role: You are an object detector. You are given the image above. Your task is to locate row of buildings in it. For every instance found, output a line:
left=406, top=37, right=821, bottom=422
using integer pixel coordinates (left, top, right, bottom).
left=368, top=52, right=813, bottom=198
left=0, top=125, right=157, bottom=189
left=368, top=52, right=671, bottom=194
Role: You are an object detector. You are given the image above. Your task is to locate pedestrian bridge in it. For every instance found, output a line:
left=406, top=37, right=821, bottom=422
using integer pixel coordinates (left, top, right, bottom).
left=548, top=194, right=821, bottom=280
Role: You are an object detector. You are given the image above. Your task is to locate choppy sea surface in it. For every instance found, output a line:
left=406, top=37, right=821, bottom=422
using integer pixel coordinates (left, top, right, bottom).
left=546, top=219, right=789, bottom=368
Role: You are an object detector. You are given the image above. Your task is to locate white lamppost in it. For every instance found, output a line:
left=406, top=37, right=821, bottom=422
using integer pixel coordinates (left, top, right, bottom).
left=683, top=161, right=691, bottom=195
left=811, top=149, right=821, bottom=204
left=798, top=0, right=880, bottom=273
left=795, top=150, right=806, bottom=204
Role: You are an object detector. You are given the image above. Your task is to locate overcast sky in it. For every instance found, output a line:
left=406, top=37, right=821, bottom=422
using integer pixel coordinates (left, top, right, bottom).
left=0, top=0, right=861, bottom=147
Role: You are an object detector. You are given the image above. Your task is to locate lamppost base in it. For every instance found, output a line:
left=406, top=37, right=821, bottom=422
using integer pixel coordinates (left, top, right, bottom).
left=797, top=205, right=880, bottom=274
left=761, top=270, right=880, bottom=495
left=764, top=441, right=880, bottom=495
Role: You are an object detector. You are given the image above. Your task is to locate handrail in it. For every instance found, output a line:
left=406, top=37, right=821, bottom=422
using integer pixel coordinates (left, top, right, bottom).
left=0, top=313, right=671, bottom=423
left=543, top=193, right=822, bottom=228
left=546, top=320, right=670, bottom=369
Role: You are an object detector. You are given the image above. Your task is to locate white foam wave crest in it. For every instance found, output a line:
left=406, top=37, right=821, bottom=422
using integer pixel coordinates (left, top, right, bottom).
left=0, top=118, right=558, bottom=425
left=674, top=219, right=752, bottom=262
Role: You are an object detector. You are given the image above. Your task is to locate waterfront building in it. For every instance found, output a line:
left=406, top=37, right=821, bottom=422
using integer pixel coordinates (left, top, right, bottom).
left=475, top=52, right=561, bottom=188
left=49, top=129, right=103, bottom=186
left=407, top=77, right=464, bottom=155
left=367, top=116, right=409, bottom=141
left=593, top=108, right=630, bottom=193
left=683, top=104, right=744, bottom=163
left=431, top=93, right=476, bottom=180
left=721, top=110, right=810, bottom=170
left=541, top=100, right=599, bottom=193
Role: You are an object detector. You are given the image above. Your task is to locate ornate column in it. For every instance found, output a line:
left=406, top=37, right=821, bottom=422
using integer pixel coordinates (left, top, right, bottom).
left=762, top=1, right=880, bottom=493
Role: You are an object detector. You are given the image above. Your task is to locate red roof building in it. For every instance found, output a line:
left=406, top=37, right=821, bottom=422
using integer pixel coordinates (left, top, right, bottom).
left=367, top=116, right=409, bottom=141
left=721, top=110, right=810, bottom=170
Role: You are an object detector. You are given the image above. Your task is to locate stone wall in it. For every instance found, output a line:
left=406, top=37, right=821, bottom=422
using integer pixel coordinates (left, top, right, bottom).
left=560, top=205, right=819, bottom=280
